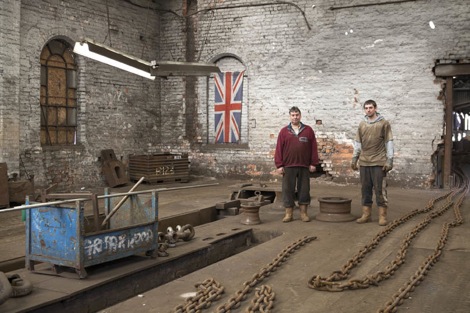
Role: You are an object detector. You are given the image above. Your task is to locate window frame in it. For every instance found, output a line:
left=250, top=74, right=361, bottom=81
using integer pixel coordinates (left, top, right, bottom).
left=40, top=39, right=78, bottom=146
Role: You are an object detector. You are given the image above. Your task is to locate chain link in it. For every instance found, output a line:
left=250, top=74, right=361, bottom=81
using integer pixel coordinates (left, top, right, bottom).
left=172, top=278, right=225, bottom=313
left=171, top=170, right=467, bottom=313
left=308, top=168, right=468, bottom=313
left=245, top=285, right=275, bottom=313
left=216, top=235, right=315, bottom=313
left=170, top=236, right=315, bottom=313
left=378, top=168, right=468, bottom=313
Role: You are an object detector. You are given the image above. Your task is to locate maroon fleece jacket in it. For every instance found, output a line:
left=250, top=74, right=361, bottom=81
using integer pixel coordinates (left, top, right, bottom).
left=274, top=123, right=319, bottom=168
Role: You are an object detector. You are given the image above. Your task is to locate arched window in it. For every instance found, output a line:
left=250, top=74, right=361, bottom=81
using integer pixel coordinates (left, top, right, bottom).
left=40, top=39, right=77, bottom=145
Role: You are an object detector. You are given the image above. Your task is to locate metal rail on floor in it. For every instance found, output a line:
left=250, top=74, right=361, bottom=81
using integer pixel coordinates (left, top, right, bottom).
left=0, top=182, right=219, bottom=213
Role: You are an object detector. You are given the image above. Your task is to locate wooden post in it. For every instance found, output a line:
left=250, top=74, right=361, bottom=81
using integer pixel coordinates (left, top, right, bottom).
left=444, top=77, right=453, bottom=188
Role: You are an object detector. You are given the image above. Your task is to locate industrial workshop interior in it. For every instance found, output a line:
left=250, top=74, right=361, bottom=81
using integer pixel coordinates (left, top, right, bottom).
left=1, top=0, right=470, bottom=312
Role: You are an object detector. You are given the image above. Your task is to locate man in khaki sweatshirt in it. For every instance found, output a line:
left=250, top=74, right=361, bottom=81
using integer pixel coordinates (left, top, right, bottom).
left=351, top=100, right=394, bottom=226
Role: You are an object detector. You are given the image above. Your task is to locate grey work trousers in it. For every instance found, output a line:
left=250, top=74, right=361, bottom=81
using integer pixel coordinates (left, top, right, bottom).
left=282, top=167, right=311, bottom=208
left=360, top=166, right=388, bottom=207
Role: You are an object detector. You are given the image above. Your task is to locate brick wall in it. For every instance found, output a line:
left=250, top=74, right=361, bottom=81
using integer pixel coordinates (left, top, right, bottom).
left=16, top=0, right=161, bottom=190
left=157, top=0, right=470, bottom=187
left=0, top=0, right=21, bottom=172
left=1, top=0, right=469, bottom=190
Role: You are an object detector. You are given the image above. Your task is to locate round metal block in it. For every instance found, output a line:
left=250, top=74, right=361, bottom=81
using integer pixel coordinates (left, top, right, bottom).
left=240, top=202, right=262, bottom=225
left=315, top=197, right=356, bottom=222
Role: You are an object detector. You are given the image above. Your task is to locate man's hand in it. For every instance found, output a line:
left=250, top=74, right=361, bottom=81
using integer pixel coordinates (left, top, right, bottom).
left=351, top=157, right=358, bottom=171
left=309, top=165, right=317, bottom=173
left=382, top=158, right=393, bottom=172
left=277, top=167, right=285, bottom=175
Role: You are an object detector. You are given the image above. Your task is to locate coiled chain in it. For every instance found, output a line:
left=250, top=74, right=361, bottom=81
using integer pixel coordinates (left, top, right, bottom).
left=171, top=235, right=315, bottom=313
left=308, top=167, right=468, bottom=313
left=216, top=235, right=315, bottom=313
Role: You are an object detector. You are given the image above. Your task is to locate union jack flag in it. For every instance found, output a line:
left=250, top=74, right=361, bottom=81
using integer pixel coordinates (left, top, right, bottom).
left=214, top=71, right=245, bottom=143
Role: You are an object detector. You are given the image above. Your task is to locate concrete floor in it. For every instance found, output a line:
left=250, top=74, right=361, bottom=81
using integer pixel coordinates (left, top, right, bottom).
left=1, top=177, right=470, bottom=313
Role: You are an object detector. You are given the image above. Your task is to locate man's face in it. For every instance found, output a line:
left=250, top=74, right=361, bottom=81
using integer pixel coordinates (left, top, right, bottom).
left=364, top=104, right=377, bottom=117
left=290, top=111, right=301, bottom=125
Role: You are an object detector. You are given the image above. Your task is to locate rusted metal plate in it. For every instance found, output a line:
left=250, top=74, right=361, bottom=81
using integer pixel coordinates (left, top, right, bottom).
left=8, top=180, right=34, bottom=204
left=128, top=154, right=189, bottom=184
left=101, top=149, right=129, bottom=187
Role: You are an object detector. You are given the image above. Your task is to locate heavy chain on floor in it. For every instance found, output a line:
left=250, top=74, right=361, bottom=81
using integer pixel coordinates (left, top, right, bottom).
left=308, top=168, right=468, bottom=313
left=172, top=278, right=225, bottom=313
left=171, top=235, right=315, bottom=313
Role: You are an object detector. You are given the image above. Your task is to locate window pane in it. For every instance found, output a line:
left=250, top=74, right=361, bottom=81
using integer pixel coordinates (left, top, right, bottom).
left=49, top=129, right=57, bottom=145
left=48, top=40, right=65, bottom=56
left=63, top=52, right=76, bottom=69
left=67, top=90, right=77, bottom=107
left=40, top=48, right=50, bottom=65
left=40, top=86, right=47, bottom=105
left=40, top=129, right=47, bottom=145
left=47, top=107, right=57, bottom=125
left=40, top=106, right=46, bottom=125
left=67, top=69, right=77, bottom=88
left=41, top=66, right=47, bottom=86
left=58, top=128, right=67, bottom=143
left=67, top=108, right=76, bottom=125
left=58, top=107, right=67, bottom=126
left=47, top=55, right=65, bottom=68
left=48, top=66, right=66, bottom=105
left=67, top=129, right=76, bottom=144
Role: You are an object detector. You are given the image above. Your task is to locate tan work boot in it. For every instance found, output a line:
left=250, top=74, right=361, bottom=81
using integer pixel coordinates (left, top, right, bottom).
left=356, top=206, right=372, bottom=223
left=299, top=204, right=310, bottom=222
left=282, top=207, right=294, bottom=222
left=378, top=206, right=388, bottom=226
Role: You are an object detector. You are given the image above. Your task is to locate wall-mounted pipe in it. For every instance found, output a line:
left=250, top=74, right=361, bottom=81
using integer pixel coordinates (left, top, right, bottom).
left=329, top=0, right=420, bottom=10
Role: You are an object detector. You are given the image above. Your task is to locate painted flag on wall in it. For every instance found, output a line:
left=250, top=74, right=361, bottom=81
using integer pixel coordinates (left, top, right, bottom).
left=214, top=71, right=245, bottom=143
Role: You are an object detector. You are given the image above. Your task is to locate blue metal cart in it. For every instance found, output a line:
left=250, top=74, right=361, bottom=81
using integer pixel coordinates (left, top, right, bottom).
left=24, top=189, right=158, bottom=278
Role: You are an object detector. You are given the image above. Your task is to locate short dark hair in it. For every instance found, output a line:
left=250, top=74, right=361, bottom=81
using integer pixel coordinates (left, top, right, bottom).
left=289, top=106, right=301, bottom=114
left=363, top=99, right=377, bottom=109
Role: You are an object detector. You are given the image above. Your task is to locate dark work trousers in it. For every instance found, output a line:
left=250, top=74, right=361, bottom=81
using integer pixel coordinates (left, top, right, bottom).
left=282, top=167, right=311, bottom=208
left=360, top=166, right=388, bottom=207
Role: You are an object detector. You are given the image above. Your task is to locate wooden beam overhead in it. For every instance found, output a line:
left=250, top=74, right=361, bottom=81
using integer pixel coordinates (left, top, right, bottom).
left=434, top=63, right=470, bottom=77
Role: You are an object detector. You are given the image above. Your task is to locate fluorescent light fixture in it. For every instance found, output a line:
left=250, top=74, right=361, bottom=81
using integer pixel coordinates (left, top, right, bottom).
left=73, top=38, right=221, bottom=79
left=73, top=38, right=155, bottom=80
left=150, top=60, right=221, bottom=77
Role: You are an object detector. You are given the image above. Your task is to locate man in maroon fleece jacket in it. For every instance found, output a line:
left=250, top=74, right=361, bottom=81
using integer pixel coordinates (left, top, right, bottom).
left=274, top=106, right=319, bottom=222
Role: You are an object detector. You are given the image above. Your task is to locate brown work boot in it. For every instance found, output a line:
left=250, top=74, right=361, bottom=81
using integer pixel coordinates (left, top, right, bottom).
left=378, top=206, right=388, bottom=226
left=356, top=206, right=371, bottom=223
left=282, top=207, right=294, bottom=222
left=299, top=204, right=310, bottom=222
